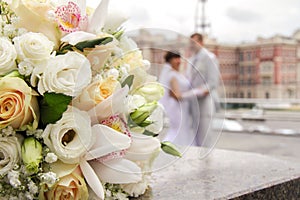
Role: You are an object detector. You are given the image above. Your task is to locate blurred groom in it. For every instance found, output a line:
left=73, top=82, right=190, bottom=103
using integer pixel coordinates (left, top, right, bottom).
left=187, top=33, right=220, bottom=147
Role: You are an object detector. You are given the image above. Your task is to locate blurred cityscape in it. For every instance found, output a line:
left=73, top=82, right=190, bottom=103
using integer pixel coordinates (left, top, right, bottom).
left=129, top=26, right=300, bottom=160
left=131, top=29, right=300, bottom=101
left=124, top=0, right=300, bottom=161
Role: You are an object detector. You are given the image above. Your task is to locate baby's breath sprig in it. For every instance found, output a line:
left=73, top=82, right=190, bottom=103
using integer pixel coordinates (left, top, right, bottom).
left=0, top=1, right=14, bottom=24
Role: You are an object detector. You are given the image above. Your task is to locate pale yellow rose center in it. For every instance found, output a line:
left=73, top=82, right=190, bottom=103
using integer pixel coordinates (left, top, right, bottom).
left=93, top=77, right=118, bottom=104
left=0, top=91, right=24, bottom=121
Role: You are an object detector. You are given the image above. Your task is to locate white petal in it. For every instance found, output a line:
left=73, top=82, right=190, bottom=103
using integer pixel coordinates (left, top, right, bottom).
left=88, top=86, right=129, bottom=124
left=85, top=124, right=131, bottom=160
left=50, top=160, right=78, bottom=178
left=88, top=0, right=109, bottom=34
left=80, top=160, right=104, bottom=200
left=61, top=31, right=97, bottom=45
left=125, top=133, right=161, bottom=161
left=89, top=159, right=142, bottom=184
left=103, top=9, right=128, bottom=33
left=77, top=0, right=86, bottom=15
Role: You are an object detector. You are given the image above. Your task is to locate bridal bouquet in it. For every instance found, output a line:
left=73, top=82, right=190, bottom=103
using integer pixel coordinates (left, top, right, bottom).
left=0, top=0, right=180, bottom=199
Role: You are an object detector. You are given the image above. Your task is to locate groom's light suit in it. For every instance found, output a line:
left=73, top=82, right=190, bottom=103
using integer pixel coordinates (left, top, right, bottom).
left=188, top=47, right=220, bottom=146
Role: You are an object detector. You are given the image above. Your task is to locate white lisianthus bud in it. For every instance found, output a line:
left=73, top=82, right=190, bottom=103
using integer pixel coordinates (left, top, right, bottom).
left=133, top=82, right=164, bottom=103
left=21, top=137, right=43, bottom=174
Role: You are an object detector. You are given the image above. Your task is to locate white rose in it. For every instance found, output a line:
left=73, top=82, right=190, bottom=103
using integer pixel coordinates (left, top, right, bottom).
left=42, top=106, right=93, bottom=164
left=0, top=37, right=17, bottom=75
left=38, top=52, right=92, bottom=97
left=0, top=136, right=21, bottom=176
left=13, top=32, right=54, bottom=64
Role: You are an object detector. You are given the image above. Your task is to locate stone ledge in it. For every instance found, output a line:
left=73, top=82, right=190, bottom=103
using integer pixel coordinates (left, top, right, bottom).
left=133, top=148, right=300, bottom=200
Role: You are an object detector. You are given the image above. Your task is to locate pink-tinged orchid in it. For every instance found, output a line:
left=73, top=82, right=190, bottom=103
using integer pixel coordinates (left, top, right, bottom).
left=55, top=1, right=88, bottom=33
left=60, top=0, right=127, bottom=45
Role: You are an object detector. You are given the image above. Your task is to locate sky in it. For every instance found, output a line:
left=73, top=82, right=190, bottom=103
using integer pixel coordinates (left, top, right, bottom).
left=87, top=0, right=300, bottom=44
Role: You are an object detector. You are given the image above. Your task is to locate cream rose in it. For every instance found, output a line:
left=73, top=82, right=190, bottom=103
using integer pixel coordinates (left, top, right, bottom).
left=39, top=166, right=89, bottom=200
left=42, top=107, right=93, bottom=164
left=0, top=136, right=21, bottom=176
left=10, top=0, right=62, bottom=47
left=13, top=32, right=54, bottom=63
left=0, top=76, right=39, bottom=130
left=0, top=37, right=17, bottom=75
left=38, top=52, right=92, bottom=97
left=72, top=76, right=120, bottom=111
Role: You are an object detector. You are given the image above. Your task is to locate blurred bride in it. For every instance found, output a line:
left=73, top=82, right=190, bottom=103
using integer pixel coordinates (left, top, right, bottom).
left=159, top=51, right=206, bottom=146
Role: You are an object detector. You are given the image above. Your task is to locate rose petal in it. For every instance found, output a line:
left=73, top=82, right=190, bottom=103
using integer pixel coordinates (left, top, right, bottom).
left=88, top=86, right=129, bottom=124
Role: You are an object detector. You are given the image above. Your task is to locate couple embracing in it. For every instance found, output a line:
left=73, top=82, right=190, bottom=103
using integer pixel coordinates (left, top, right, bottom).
left=159, top=33, right=220, bottom=148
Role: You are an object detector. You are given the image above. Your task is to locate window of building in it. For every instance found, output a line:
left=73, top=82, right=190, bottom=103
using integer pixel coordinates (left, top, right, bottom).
left=240, top=92, right=244, bottom=98
left=265, top=92, right=270, bottom=99
left=262, top=77, right=272, bottom=85
left=247, top=52, right=252, bottom=60
left=240, top=66, right=244, bottom=74
left=239, top=53, right=243, bottom=61
left=247, top=92, right=251, bottom=98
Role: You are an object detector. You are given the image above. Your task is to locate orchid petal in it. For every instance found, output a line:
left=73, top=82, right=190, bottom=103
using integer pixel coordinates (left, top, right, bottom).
left=88, top=0, right=110, bottom=34
left=89, top=159, right=142, bottom=184
left=85, top=124, right=131, bottom=161
left=103, top=9, right=128, bottom=33
left=80, top=160, right=104, bottom=200
left=77, top=0, right=86, bottom=15
left=61, top=31, right=97, bottom=45
left=88, top=86, right=129, bottom=124
left=125, top=133, right=161, bottom=161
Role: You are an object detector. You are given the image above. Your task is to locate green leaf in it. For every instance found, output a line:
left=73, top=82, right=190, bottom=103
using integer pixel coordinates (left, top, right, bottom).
left=40, top=93, right=72, bottom=125
left=121, top=75, right=134, bottom=88
left=75, top=37, right=113, bottom=51
left=57, top=43, right=73, bottom=55
left=161, top=141, right=182, bottom=157
left=143, top=129, right=158, bottom=137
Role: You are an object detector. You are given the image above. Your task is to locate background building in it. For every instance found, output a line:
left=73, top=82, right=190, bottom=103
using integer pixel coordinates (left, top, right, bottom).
left=130, top=29, right=300, bottom=99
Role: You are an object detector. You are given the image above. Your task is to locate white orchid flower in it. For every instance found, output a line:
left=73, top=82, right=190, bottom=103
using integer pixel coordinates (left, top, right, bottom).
left=43, top=106, right=142, bottom=200
left=81, top=124, right=142, bottom=200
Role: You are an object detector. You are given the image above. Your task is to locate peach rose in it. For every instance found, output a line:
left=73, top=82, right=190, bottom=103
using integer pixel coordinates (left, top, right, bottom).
left=0, top=76, right=39, bottom=130
left=72, top=76, right=120, bottom=111
left=39, top=166, right=89, bottom=200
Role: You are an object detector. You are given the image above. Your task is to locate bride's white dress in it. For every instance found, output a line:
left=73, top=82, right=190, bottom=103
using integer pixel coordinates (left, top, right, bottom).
left=159, top=68, right=195, bottom=146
